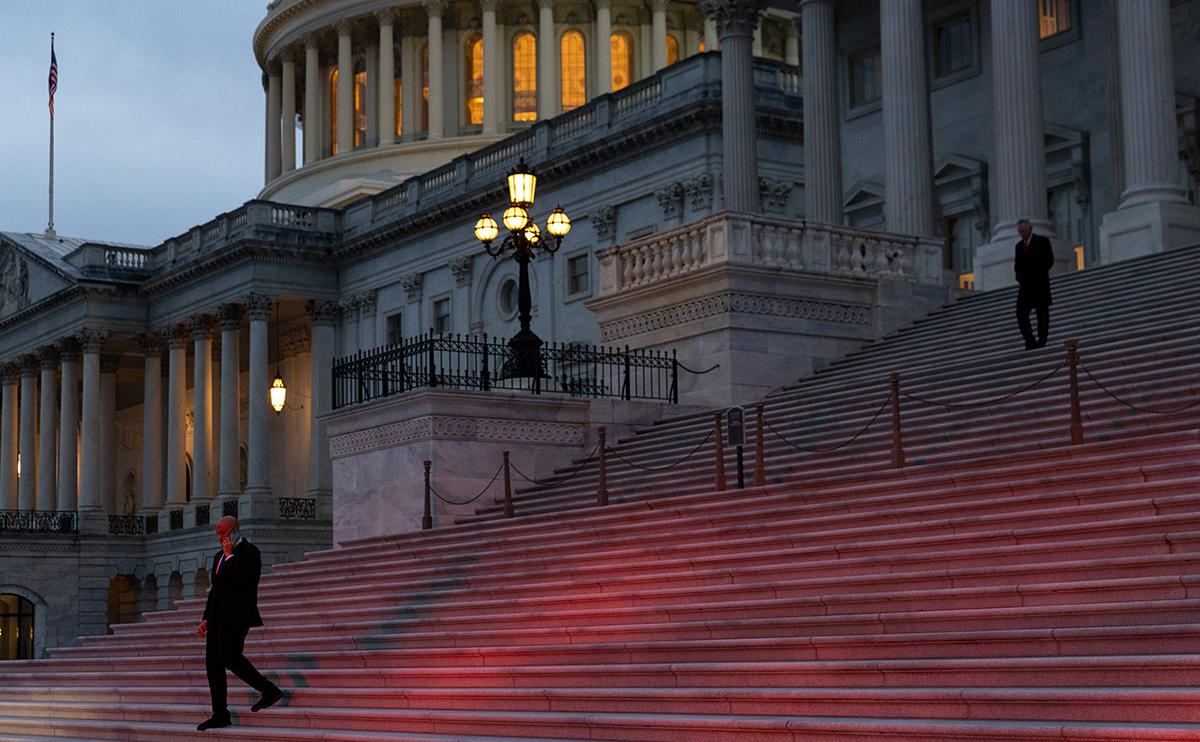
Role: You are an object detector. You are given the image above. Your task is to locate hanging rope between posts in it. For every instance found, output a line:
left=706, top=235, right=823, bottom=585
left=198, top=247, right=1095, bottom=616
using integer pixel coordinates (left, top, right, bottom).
left=676, top=361, right=720, bottom=375
left=603, top=425, right=717, bottom=472
left=1080, top=362, right=1200, bottom=416
left=508, top=445, right=601, bottom=488
left=764, top=391, right=891, bottom=454
left=901, top=361, right=1065, bottom=410
left=427, top=459, right=506, bottom=506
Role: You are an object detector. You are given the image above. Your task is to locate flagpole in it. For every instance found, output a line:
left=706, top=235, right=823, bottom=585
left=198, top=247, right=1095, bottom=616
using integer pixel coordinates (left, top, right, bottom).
left=46, top=32, right=56, bottom=239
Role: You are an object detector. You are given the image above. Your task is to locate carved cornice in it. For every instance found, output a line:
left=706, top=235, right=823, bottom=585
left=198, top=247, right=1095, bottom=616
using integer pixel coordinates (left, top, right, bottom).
left=599, top=291, right=871, bottom=342
left=329, top=415, right=585, bottom=458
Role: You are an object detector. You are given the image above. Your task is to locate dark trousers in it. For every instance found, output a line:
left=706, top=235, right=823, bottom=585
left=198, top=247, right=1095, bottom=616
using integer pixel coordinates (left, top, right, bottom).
left=1016, top=293, right=1050, bottom=346
left=205, top=622, right=277, bottom=715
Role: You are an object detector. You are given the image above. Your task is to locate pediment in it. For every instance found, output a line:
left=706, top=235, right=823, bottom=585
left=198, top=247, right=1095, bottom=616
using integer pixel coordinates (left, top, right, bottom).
left=0, top=240, right=73, bottom=320
left=843, top=181, right=884, bottom=208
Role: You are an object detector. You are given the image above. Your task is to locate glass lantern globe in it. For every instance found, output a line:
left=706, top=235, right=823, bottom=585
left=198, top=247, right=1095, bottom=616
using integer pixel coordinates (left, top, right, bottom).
left=506, top=159, right=537, bottom=207
left=502, top=205, right=530, bottom=232
left=474, top=214, right=499, bottom=243
left=546, top=207, right=572, bottom=238
left=269, top=374, right=287, bottom=414
left=523, top=222, right=541, bottom=245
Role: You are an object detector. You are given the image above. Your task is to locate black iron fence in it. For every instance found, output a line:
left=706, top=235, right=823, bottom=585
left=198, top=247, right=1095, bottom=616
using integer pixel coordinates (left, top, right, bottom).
left=333, top=333, right=681, bottom=409
left=0, top=510, right=78, bottom=534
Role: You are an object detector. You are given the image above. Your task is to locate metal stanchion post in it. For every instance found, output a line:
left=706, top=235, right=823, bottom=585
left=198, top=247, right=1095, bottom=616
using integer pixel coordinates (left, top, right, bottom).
left=713, top=411, right=727, bottom=491
left=597, top=426, right=609, bottom=506
left=1066, top=340, right=1083, bottom=444
left=502, top=451, right=514, bottom=518
left=890, top=373, right=905, bottom=468
left=754, top=404, right=766, bottom=487
left=422, top=460, right=432, bottom=530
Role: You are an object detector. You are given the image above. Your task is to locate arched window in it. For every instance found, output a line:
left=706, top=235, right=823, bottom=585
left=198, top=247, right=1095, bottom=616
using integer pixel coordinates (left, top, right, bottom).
left=560, top=30, right=586, bottom=112
left=421, top=43, right=430, bottom=132
left=394, top=54, right=403, bottom=137
left=0, top=594, right=35, bottom=660
left=610, top=32, right=634, bottom=91
left=353, top=58, right=367, bottom=148
left=666, top=34, right=679, bottom=66
left=329, top=67, right=339, bottom=155
left=512, top=32, right=538, bottom=122
left=466, top=37, right=484, bottom=125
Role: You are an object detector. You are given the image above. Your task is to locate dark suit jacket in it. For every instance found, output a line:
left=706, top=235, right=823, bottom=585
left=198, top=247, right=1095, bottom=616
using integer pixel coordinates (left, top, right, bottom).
left=202, top=539, right=265, bottom=630
left=1014, top=233, right=1054, bottom=306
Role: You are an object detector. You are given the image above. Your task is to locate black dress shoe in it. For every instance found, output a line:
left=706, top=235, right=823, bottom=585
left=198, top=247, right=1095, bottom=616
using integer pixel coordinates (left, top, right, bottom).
left=197, top=714, right=232, bottom=731
left=1024, top=340, right=1037, bottom=350
left=1035, top=338, right=1047, bottom=348
left=251, top=687, right=284, bottom=712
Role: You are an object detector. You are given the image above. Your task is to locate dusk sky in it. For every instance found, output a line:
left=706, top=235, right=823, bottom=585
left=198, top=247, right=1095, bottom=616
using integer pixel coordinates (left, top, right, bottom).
left=0, top=2, right=269, bottom=246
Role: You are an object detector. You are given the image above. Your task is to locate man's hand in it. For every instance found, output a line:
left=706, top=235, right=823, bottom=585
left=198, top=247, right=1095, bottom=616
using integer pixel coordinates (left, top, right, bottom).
left=198, top=619, right=208, bottom=638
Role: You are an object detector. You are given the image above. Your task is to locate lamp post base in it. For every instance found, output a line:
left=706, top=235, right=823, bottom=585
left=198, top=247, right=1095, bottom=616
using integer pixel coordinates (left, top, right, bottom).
left=503, top=330, right=545, bottom=379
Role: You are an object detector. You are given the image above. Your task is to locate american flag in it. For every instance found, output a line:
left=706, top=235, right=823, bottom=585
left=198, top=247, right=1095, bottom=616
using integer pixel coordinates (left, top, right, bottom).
left=48, top=42, right=58, bottom=117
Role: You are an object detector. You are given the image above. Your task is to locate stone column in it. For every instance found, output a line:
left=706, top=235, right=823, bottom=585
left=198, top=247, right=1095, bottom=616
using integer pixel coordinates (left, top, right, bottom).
left=336, top=20, right=354, bottom=153
left=77, top=329, right=107, bottom=516
left=539, top=0, right=557, bottom=118
left=266, top=67, right=282, bottom=182
left=217, top=305, right=242, bottom=501
left=18, top=358, right=37, bottom=512
left=482, top=0, right=499, bottom=134
left=881, top=0, right=935, bottom=236
left=378, top=11, right=397, bottom=146
left=244, top=294, right=274, bottom=499
left=56, top=340, right=79, bottom=512
left=0, top=369, right=14, bottom=510
left=304, top=35, right=321, bottom=164
left=99, top=354, right=118, bottom=514
left=972, top=0, right=1058, bottom=288
left=36, top=348, right=57, bottom=512
left=281, top=51, right=297, bottom=173
left=306, top=300, right=338, bottom=500
left=800, top=1, right=842, bottom=225
left=138, top=335, right=164, bottom=515
left=425, top=1, right=445, bottom=139
left=165, top=326, right=189, bottom=507
left=1100, top=0, right=1200, bottom=261
left=704, top=19, right=718, bottom=52
left=784, top=19, right=799, bottom=66
left=700, top=0, right=765, bottom=214
left=190, top=317, right=214, bottom=504
left=596, top=0, right=613, bottom=94
left=358, top=290, right=378, bottom=349
left=651, top=0, right=668, bottom=71
left=341, top=297, right=361, bottom=355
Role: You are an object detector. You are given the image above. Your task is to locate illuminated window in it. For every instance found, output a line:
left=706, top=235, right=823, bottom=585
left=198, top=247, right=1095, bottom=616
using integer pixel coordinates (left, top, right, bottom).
left=353, top=59, right=367, bottom=148
left=848, top=46, right=881, bottom=108
left=560, top=30, right=586, bottom=112
left=329, top=67, right=339, bottom=155
left=394, top=54, right=403, bottom=137
left=0, top=594, right=35, bottom=660
left=666, top=34, right=679, bottom=66
left=421, top=43, right=429, bottom=132
left=610, top=32, right=633, bottom=91
left=466, top=37, right=484, bottom=125
left=512, top=32, right=538, bottom=122
left=958, top=272, right=975, bottom=290
left=698, top=39, right=706, bottom=52
left=1038, top=0, right=1071, bottom=39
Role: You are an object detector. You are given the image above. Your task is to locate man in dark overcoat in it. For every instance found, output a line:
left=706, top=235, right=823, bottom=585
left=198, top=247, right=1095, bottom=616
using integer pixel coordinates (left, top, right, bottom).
left=1013, top=218, right=1055, bottom=348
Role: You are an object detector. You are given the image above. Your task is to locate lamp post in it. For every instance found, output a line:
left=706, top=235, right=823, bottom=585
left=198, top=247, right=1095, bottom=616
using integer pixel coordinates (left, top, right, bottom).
left=473, top=158, right=572, bottom=378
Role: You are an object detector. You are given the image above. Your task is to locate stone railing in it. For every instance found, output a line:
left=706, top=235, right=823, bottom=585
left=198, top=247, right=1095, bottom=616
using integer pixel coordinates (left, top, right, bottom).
left=65, top=243, right=154, bottom=280
left=341, top=54, right=801, bottom=239
left=154, top=200, right=340, bottom=270
left=596, top=213, right=943, bottom=298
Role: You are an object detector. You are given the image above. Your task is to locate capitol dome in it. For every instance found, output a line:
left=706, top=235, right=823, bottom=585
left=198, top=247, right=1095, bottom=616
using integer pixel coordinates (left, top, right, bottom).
left=252, top=0, right=798, bottom=206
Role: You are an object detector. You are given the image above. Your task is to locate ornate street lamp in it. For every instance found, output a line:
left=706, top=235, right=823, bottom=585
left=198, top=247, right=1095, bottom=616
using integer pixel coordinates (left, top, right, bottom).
left=473, top=157, right=572, bottom=377
left=269, top=302, right=287, bottom=413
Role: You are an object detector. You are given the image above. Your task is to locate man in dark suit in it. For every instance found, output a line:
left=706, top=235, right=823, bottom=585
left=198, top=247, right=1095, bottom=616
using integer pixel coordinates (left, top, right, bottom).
left=195, top=516, right=283, bottom=731
left=1013, top=218, right=1055, bottom=349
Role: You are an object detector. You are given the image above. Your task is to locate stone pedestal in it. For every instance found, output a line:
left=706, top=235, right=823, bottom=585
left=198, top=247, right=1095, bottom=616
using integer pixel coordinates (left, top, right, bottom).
left=1099, top=202, right=1200, bottom=264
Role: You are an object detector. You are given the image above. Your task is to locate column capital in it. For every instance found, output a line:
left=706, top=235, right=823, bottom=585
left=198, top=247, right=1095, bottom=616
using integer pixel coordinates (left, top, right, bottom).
left=56, top=337, right=81, bottom=363
left=538, top=0, right=554, bottom=10
left=306, top=299, right=342, bottom=325
left=594, top=0, right=611, bottom=9
left=304, top=32, right=323, bottom=50
left=244, top=293, right=276, bottom=321
left=375, top=7, right=398, bottom=25
left=37, top=346, right=59, bottom=369
left=357, top=288, right=378, bottom=313
left=217, top=303, right=245, bottom=329
left=1, top=363, right=18, bottom=384
left=425, top=0, right=447, bottom=17
left=699, top=0, right=765, bottom=38
left=18, top=355, right=39, bottom=375
left=100, top=354, right=122, bottom=375
left=335, top=19, right=354, bottom=37
left=650, top=0, right=667, bottom=12
left=189, top=314, right=217, bottom=338
left=165, top=325, right=191, bottom=349
left=136, top=333, right=164, bottom=357
left=76, top=328, right=108, bottom=354
left=277, top=47, right=296, bottom=66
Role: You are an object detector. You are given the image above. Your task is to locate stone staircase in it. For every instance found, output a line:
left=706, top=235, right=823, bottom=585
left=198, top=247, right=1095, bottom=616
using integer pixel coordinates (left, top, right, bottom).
left=0, top=245, right=1198, bottom=740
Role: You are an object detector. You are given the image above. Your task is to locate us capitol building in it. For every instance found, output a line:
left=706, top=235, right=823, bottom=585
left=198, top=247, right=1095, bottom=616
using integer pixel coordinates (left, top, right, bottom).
left=0, top=0, right=1197, bottom=659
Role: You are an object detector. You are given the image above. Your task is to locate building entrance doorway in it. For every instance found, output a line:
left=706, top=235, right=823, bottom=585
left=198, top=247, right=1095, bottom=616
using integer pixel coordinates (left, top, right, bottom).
left=0, top=594, right=35, bottom=660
